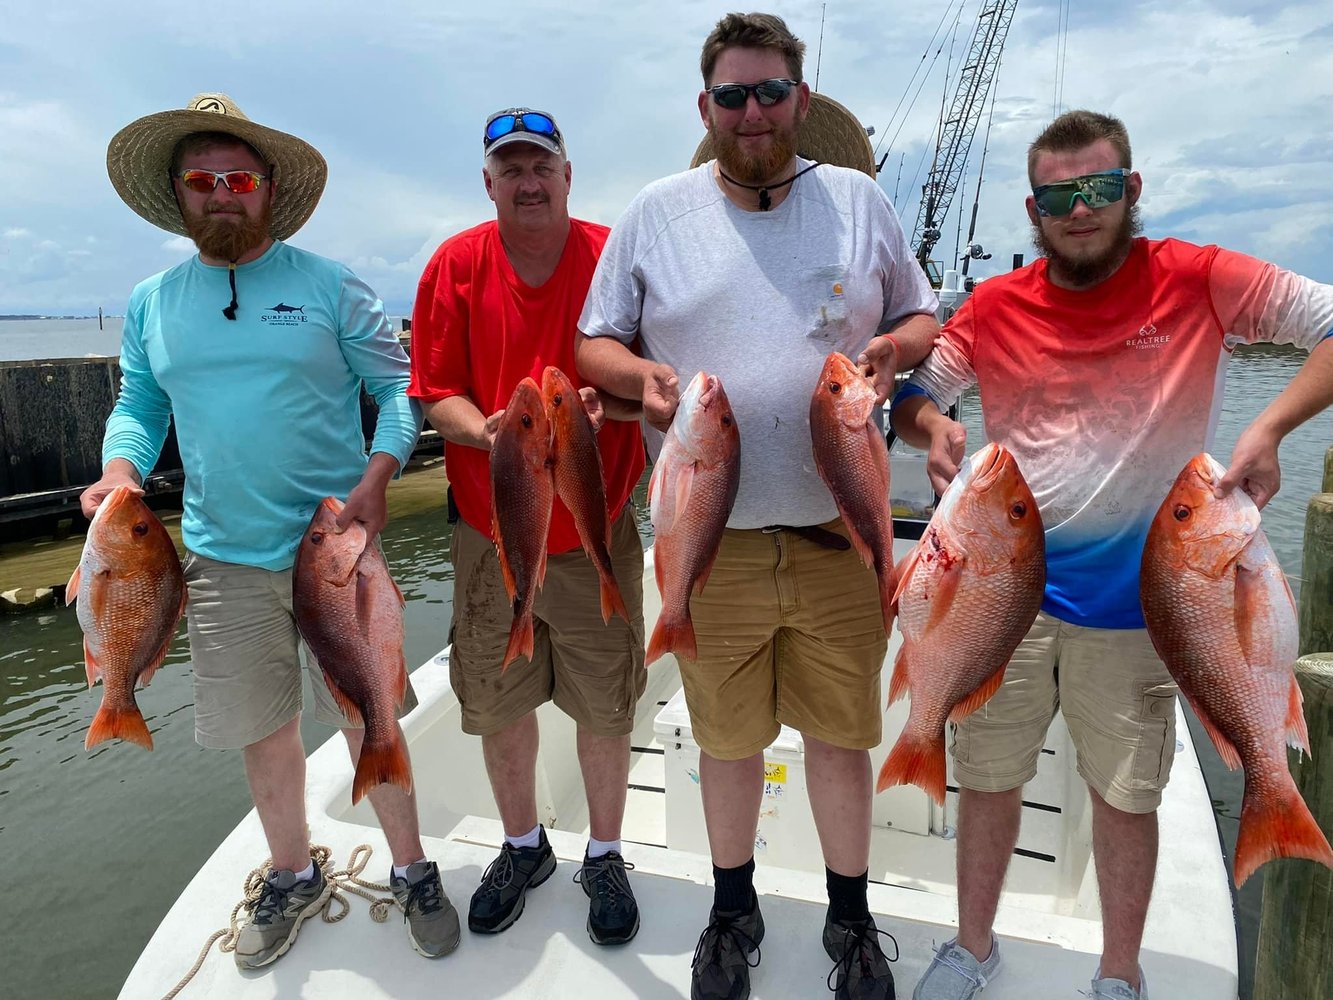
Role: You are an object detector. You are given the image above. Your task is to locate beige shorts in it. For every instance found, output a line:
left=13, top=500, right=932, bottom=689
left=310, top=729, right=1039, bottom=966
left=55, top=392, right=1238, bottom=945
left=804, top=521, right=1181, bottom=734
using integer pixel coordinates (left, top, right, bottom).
left=448, top=507, right=646, bottom=738
left=951, top=610, right=1178, bottom=813
left=183, top=551, right=418, bottom=750
left=680, top=520, right=889, bottom=760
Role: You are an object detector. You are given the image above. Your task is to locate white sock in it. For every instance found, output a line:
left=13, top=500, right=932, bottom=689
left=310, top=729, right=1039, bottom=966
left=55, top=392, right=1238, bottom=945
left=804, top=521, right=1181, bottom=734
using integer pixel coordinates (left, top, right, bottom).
left=393, top=857, right=427, bottom=879
left=292, top=861, right=315, bottom=882
left=506, top=824, right=542, bottom=850
left=586, top=837, right=621, bottom=859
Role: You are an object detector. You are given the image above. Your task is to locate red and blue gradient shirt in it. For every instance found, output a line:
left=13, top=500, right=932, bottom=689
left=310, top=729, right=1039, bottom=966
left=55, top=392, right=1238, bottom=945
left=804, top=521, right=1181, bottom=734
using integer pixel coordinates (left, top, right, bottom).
left=408, top=219, right=644, bottom=553
left=896, top=237, right=1333, bottom=628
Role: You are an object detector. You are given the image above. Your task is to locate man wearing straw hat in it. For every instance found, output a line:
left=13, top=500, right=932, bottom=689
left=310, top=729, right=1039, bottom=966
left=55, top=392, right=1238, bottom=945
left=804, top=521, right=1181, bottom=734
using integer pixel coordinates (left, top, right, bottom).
left=80, top=93, right=459, bottom=969
left=578, top=12, right=941, bottom=1000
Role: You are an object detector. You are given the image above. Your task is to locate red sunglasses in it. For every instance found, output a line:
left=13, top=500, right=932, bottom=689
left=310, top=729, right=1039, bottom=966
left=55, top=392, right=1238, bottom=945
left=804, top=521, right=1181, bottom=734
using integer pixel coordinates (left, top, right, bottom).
left=175, top=168, right=269, bottom=195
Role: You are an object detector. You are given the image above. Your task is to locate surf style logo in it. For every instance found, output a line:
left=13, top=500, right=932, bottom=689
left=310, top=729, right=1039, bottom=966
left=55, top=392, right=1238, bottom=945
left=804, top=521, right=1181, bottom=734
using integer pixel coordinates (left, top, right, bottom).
left=261, top=302, right=308, bottom=325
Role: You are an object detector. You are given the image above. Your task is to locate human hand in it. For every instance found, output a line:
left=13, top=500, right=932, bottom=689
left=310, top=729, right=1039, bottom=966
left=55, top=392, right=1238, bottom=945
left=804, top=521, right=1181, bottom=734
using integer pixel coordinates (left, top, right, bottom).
left=643, top=365, right=680, bottom=433
left=79, top=463, right=143, bottom=520
left=480, top=409, right=505, bottom=451
left=1217, top=424, right=1282, bottom=509
left=927, top=421, right=968, bottom=498
left=337, top=477, right=389, bottom=542
left=578, top=386, right=606, bottom=433
left=858, top=335, right=899, bottom=406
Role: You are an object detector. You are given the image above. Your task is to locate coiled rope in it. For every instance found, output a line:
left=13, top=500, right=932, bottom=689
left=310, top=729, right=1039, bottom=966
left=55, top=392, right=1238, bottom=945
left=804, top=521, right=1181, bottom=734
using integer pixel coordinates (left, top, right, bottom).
left=160, top=843, right=394, bottom=1000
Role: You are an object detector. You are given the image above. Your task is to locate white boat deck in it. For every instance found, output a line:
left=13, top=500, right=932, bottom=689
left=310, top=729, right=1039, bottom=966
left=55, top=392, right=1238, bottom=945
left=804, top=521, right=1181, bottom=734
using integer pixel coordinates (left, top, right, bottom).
left=119, top=547, right=1239, bottom=999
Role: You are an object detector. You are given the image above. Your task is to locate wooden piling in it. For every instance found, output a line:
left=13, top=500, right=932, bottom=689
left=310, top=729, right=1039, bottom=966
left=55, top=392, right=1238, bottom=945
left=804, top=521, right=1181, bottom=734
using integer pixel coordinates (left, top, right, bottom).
left=1253, top=651, right=1333, bottom=1000
left=1298, top=492, right=1333, bottom=658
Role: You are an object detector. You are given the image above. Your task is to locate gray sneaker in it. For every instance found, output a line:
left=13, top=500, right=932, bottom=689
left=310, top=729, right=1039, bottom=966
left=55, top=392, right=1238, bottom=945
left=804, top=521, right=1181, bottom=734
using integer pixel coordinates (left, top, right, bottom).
left=234, top=862, right=332, bottom=969
left=1086, top=967, right=1147, bottom=999
left=390, top=861, right=461, bottom=958
left=913, top=936, right=1001, bottom=1000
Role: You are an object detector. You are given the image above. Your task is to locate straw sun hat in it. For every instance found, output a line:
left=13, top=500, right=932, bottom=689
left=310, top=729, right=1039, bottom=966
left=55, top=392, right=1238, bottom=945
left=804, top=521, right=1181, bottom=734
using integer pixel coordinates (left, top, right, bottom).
left=106, top=93, right=328, bottom=241
left=690, top=91, right=876, bottom=177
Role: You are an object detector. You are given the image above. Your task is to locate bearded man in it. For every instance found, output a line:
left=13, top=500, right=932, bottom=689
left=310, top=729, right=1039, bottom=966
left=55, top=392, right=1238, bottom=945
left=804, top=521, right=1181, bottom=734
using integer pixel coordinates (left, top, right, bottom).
left=82, top=94, right=459, bottom=970
left=576, top=13, right=940, bottom=1000
left=892, top=109, right=1333, bottom=1000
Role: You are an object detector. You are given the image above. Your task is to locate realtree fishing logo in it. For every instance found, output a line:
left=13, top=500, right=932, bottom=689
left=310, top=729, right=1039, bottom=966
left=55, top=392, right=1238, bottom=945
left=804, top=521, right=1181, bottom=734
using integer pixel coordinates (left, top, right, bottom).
left=261, top=302, right=308, bottom=325
left=1127, top=322, right=1170, bottom=350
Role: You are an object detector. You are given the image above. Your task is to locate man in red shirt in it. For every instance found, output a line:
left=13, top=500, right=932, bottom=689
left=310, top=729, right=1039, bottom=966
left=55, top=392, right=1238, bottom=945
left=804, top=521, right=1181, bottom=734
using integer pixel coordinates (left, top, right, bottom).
left=408, top=108, right=647, bottom=946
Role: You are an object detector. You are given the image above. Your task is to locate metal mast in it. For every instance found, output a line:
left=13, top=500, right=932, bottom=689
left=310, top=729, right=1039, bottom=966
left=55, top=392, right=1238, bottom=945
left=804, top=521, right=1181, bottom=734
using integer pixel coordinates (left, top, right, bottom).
left=911, top=0, right=1018, bottom=278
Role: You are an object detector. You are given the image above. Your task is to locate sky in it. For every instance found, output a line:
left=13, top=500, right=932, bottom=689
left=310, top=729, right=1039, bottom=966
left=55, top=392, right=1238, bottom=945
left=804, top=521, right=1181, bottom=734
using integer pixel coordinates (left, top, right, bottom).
left=2, top=0, right=1331, bottom=316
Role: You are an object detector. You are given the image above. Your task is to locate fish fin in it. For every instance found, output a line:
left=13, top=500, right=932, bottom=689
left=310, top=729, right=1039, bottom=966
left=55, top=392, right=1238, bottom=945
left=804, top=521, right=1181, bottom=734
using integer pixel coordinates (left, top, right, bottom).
left=1191, top=702, right=1243, bottom=771
left=947, top=665, right=1007, bottom=722
left=877, top=559, right=897, bottom=634
left=351, top=732, right=414, bottom=805
left=669, top=461, right=698, bottom=535
left=66, top=563, right=82, bottom=601
left=492, top=512, right=519, bottom=603
left=83, top=637, right=100, bottom=687
left=646, top=612, right=696, bottom=666
left=501, top=610, right=534, bottom=673
left=391, top=575, right=406, bottom=609
left=691, top=550, right=722, bottom=597
left=1285, top=673, right=1311, bottom=755
left=322, top=671, right=365, bottom=726
left=891, top=546, right=921, bottom=607
left=647, top=461, right=664, bottom=526
left=887, top=646, right=911, bottom=705
left=876, top=732, right=947, bottom=805
left=536, top=547, right=549, bottom=590
left=924, top=556, right=966, bottom=633
left=396, top=652, right=409, bottom=708
left=599, top=567, right=630, bottom=626
left=1232, top=778, right=1333, bottom=887
left=85, top=699, right=153, bottom=750
left=138, top=626, right=179, bottom=688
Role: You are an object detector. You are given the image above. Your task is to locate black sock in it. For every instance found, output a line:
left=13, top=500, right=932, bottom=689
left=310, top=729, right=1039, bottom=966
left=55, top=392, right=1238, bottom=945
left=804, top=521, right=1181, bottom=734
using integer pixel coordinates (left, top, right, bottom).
left=826, top=867, right=870, bottom=924
left=713, top=858, right=756, bottom=914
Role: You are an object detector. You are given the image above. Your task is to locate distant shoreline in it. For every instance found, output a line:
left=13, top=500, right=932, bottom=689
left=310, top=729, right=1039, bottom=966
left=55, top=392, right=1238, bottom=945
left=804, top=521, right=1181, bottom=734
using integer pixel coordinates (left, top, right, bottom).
left=0, top=315, right=123, bottom=321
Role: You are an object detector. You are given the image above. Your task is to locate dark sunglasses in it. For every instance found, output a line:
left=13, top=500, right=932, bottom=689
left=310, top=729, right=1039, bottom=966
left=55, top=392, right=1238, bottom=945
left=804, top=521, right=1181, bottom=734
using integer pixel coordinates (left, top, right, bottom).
left=707, top=78, right=798, bottom=110
left=1032, top=169, right=1129, bottom=217
left=175, top=168, right=268, bottom=195
left=484, top=111, right=562, bottom=148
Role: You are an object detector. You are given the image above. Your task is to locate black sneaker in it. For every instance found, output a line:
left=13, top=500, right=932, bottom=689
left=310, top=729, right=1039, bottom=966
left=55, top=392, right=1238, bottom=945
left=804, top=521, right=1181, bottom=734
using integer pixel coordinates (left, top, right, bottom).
left=467, top=827, right=557, bottom=934
left=823, top=912, right=899, bottom=1000
left=573, top=851, right=640, bottom=945
left=690, top=898, right=765, bottom=1000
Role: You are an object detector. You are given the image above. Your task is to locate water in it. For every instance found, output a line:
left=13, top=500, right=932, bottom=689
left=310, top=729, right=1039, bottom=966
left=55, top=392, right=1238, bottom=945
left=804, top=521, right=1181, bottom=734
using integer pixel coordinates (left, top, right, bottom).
left=2, top=338, right=1329, bottom=999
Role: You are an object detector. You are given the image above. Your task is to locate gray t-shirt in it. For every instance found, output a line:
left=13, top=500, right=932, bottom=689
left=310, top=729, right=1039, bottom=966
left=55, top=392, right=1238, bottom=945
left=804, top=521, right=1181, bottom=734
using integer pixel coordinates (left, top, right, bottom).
left=580, top=159, right=937, bottom=528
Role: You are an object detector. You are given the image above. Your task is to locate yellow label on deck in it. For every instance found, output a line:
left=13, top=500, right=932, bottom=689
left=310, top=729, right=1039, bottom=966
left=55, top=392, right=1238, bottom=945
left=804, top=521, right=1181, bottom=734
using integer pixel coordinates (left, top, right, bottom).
left=763, top=762, right=787, bottom=783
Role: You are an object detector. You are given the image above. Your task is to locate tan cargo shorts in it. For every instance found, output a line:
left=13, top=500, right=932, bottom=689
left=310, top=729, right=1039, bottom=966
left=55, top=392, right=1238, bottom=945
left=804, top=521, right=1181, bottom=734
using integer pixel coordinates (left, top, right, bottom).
left=679, top=520, right=889, bottom=760
left=951, top=610, right=1178, bottom=813
left=448, top=507, right=646, bottom=737
left=183, top=551, right=418, bottom=750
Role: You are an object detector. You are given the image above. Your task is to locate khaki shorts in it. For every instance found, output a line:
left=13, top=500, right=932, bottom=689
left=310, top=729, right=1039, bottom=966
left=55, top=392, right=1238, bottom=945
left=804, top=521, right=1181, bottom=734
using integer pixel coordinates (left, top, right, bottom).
left=449, top=507, right=646, bottom=737
left=183, top=551, right=418, bottom=750
left=951, top=610, right=1178, bottom=813
left=680, top=520, right=888, bottom=760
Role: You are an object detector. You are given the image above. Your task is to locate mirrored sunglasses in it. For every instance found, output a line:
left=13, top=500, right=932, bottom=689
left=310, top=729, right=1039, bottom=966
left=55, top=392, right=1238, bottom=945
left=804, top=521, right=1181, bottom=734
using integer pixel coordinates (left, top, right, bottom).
left=176, top=169, right=268, bottom=195
left=707, top=78, right=798, bottom=110
left=1032, top=169, right=1129, bottom=217
left=484, top=111, right=562, bottom=148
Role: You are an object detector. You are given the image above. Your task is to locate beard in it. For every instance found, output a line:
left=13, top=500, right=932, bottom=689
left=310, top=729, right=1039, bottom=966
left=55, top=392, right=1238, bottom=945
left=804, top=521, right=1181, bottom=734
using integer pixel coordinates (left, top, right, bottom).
left=709, top=115, right=801, bottom=185
left=1031, top=204, right=1143, bottom=287
left=182, top=198, right=272, bottom=262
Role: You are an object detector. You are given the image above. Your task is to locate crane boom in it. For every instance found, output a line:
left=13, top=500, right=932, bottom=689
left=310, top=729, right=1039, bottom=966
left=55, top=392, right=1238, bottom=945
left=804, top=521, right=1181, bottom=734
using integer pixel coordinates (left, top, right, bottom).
left=911, top=0, right=1018, bottom=279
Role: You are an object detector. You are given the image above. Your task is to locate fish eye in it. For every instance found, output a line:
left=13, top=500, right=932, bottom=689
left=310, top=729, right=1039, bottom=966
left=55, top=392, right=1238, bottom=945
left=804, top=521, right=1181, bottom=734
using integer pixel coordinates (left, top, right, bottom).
left=133, top=522, right=149, bottom=536
left=829, top=381, right=842, bottom=394
left=311, top=531, right=325, bottom=544
left=1173, top=505, right=1191, bottom=521
left=1009, top=502, right=1026, bottom=520
left=521, top=413, right=533, bottom=428
left=722, top=414, right=733, bottom=426
left=552, top=392, right=563, bottom=406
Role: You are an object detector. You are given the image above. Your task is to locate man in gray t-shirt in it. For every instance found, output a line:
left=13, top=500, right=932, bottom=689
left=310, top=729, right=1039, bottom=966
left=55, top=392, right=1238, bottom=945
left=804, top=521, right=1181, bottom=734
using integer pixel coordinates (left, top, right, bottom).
left=576, top=13, right=939, bottom=1000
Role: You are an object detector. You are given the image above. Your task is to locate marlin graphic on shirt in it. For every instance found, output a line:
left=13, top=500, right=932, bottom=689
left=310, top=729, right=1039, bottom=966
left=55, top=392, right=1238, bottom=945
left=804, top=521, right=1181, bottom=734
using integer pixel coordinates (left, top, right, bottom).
left=269, top=303, right=305, bottom=314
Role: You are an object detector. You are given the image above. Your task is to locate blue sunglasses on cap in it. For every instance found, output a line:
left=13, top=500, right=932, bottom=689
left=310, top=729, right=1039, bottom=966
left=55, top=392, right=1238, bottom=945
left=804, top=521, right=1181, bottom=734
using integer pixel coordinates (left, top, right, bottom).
left=483, top=110, right=563, bottom=150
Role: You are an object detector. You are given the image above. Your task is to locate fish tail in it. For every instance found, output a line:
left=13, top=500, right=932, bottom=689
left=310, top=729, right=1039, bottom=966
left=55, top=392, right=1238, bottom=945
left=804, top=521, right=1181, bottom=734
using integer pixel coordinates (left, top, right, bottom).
left=876, top=732, right=946, bottom=804
left=85, top=700, right=153, bottom=751
left=351, top=733, right=414, bottom=804
left=646, top=611, right=696, bottom=666
left=501, top=610, right=534, bottom=673
left=599, top=569, right=630, bottom=626
left=1233, top=779, right=1333, bottom=887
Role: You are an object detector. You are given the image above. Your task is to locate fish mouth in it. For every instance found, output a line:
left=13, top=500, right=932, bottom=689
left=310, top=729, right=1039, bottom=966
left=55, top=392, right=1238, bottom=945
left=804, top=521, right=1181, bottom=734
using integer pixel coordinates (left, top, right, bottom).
left=90, top=484, right=135, bottom=527
left=969, top=442, right=1011, bottom=489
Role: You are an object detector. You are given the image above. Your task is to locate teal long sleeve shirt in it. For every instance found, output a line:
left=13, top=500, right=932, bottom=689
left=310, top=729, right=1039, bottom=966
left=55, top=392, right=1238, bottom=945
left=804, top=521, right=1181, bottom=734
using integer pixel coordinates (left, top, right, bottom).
left=104, top=241, right=423, bottom=570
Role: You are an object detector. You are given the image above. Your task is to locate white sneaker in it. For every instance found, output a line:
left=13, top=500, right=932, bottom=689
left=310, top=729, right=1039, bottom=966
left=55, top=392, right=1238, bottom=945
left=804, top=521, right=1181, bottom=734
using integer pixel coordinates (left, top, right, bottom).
left=913, top=935, right=1001, bottom=1000
left=1087, top=966, right=1147, bottom=999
